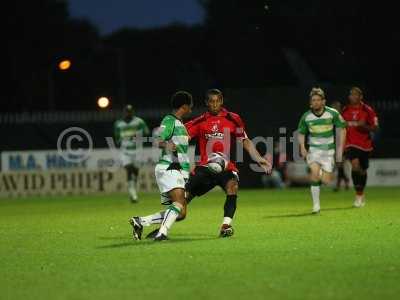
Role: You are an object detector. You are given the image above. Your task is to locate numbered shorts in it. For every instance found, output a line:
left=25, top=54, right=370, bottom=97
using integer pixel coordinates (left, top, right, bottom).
left=155, top=164, right=189, bottom=205
left=307, top=151, right=335, bottom=173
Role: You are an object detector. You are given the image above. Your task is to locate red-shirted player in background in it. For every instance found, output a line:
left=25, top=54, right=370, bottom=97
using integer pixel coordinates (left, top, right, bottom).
left=342, top=87, right=379, bottom=207
left=185, top=89, right=271, bottom=237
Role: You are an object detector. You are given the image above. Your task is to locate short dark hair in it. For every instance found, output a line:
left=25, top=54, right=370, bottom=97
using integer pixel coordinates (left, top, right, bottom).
left=206, top=89, right=223, bottom=101
left=350, top=87, right=363, bottom=96
left=124, top=104, right=134, bottom=112
left=171, top=91, right=193, bottom=110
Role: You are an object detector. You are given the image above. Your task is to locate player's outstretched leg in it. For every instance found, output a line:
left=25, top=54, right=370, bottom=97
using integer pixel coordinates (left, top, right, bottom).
left=129, top=211, right=166, bottom=240
left=154, top=188, right=186, bottom=241
left=145, top=204, right=188, bottom=239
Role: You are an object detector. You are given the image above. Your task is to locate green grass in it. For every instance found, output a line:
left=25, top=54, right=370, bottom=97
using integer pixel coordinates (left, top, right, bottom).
left=1, top=187, right=400, bottom=300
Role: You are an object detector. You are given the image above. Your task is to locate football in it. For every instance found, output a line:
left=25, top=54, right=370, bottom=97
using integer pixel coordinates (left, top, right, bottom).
left=206, top=152, right=228, bottom=174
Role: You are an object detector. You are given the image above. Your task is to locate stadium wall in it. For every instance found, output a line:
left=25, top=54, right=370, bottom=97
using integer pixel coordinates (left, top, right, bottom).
left=1, top=148, right=400, bottom=198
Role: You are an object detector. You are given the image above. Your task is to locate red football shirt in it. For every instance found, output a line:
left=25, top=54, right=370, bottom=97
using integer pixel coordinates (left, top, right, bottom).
left=342, top=101, right=378, bottom=152
left=185, top=108, right=248, bottom=172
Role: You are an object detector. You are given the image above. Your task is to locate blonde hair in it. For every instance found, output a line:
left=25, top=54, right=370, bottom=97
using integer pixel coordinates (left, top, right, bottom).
left=309, top=87, right=325, bottom=99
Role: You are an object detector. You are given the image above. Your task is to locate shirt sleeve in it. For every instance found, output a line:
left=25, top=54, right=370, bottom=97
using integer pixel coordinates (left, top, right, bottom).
left=366, top=106, right=379, bottom=128
left=114, top=121, right=121, bottom=144
left=140, top=119, right=151, bottom=136
left=232, top=114, right=248, bottom=140
left=297, top=113, right=308, bottom=134
left=333, top=111, right=347, bottom=128
left=185, top=119, right=201, bottom=139
left=159, top=116, right=175, bottom=141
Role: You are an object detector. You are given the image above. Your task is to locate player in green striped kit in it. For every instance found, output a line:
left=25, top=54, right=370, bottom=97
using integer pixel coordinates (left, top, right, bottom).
left=129, top=91, right=193, bottom=241
left=114, top=105, right=150, bottom=203
left=297, top=88, right=347, bottom=213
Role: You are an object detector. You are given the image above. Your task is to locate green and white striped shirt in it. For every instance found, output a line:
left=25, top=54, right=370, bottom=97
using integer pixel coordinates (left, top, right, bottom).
left=157, top=114, right=190, bottom=172
left=298, top=106, right=346, bottom=154
left=114, top=117, right=150, bottom=153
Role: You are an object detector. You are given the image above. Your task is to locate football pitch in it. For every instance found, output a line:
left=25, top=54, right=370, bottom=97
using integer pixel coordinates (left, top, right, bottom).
left=1, top=187, right=399, bottom=300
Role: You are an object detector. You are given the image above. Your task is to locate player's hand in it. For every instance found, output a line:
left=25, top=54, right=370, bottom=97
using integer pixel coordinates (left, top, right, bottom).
left=300, top=147, right=308, bottom=159
left=257, top=157, right=272, bottom=175
left=166, top=141, right=177, bottom=152
left=357, top=120, right=366, bottom=127
left=356, top=120, right=371, bottom=132
left=347, top=121, right=357, bottom=127
left=348, top=120, right=367, bottom=128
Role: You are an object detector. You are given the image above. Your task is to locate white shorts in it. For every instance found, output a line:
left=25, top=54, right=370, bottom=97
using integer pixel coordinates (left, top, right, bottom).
left=307, top=151, right=335, bottom=173
left=155, top=164, right=189, bottom=205
left=120, top=151, right=139, bottom=168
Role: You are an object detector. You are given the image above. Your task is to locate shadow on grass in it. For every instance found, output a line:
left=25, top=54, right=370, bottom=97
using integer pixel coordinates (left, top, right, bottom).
left=264, top=206, right=354, bottom=219
left=264, top=212, right=314, bottom=219
left=97, top=234, right=218, bottom=249
left=98, top=236, right=129, bottom=240
left=322, top=206, right=354, bottom=211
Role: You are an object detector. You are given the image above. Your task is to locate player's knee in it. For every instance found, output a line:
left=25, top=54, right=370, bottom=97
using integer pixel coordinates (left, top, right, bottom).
left=225, top=180, right=238, bottom=195
left=310, top=172, right=320, bottom=182
left=351, top=160, right=361, bottom=172
left=177, top=211, right=186, bottom=222
left=170, top=191, right=186, bottom=207
left=321, top=178, right=330, bottom=185
left=352, top=166, right=366, bottom=177
left=321, top=175, right=333, bottom=185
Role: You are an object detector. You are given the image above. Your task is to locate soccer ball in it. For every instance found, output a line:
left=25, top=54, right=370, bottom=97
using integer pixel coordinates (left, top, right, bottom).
left=206, top=152, right=228, bottom=174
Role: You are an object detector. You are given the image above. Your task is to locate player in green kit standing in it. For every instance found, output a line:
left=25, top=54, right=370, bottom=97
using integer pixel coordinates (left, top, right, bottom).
left=129, top=91, right=193, bottom=241
left=114, top=104, right=150, bottom=203
left=297, top=88, right=347, bottom=213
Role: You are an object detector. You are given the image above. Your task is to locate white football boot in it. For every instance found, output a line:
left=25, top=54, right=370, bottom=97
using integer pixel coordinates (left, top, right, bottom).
left=312, top=204, right=321, bottom=214
left=353, top=194, right=365, bottom=208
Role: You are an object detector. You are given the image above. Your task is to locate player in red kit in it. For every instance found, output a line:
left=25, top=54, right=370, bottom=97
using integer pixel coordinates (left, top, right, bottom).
left=185, top=89, right=271, bottom=237
left=143, top=89, right=271, bottom=239
left=342, top=87, right=379, bottom=207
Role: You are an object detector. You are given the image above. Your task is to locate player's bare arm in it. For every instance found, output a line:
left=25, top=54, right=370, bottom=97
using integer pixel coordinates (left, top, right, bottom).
left=336, top=127, right=346, bottom=162
left=242, top=138, right=272, bottom=174
left=297, top=133, right=308, bottom=159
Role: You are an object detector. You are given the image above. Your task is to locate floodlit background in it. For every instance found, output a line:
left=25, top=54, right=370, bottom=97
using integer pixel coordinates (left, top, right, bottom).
left=1, top=2, right=400, bottom=300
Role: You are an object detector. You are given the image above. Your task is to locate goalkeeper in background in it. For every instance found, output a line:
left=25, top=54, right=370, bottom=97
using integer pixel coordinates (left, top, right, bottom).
left=114, top=104, right=150, bottom=203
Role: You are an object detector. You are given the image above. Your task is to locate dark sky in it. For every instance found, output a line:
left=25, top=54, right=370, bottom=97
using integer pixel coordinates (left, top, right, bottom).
left=69, top=0, right=205, bottom=34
